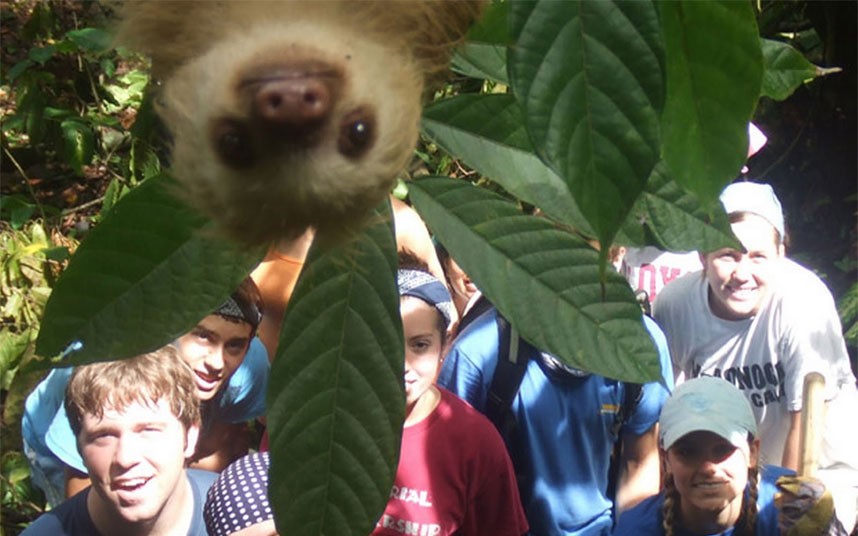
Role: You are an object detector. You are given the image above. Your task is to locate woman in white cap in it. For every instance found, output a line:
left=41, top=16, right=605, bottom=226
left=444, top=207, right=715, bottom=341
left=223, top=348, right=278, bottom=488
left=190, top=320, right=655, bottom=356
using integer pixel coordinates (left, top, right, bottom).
left=614, top=376, right=845, bottom=536
left=653, top=181, right=858, bottom=530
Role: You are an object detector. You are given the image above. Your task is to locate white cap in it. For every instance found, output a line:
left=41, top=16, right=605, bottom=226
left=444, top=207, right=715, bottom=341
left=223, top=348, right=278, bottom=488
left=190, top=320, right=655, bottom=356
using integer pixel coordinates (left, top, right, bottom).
left=659, top=377, right=758, bottom=450
left=719, top=181, right=785, bottom=239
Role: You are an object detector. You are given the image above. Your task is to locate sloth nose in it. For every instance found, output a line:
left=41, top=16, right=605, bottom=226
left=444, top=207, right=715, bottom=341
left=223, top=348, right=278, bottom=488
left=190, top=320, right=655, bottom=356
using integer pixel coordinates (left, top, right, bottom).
left=253, top=77, right=331, bottom=125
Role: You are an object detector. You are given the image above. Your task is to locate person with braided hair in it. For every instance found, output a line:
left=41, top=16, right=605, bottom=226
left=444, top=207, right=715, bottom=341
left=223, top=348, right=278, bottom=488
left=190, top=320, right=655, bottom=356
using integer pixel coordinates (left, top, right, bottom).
left=615, top=377, right=847, bottom=536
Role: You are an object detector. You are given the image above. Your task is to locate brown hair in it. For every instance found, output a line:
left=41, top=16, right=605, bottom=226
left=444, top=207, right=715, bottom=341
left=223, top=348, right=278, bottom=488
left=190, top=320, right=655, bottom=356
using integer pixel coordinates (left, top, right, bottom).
left=65, top=346, right=200, bottom=437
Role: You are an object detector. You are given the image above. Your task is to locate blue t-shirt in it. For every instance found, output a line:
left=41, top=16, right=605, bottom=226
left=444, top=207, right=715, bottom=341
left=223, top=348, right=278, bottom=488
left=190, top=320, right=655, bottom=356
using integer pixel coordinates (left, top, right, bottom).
left=613, top=464, right=793, bottom=535
left=437, top=309, right=673, bottom=536
left=23, top=338, right=269, bottom=474
left=22, top=468, right=218, bottom=535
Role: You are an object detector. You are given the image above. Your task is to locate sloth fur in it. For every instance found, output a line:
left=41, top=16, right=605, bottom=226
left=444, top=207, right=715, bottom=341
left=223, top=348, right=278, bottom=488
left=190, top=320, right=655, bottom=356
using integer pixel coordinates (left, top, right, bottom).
left=116, top=1, right=483, bottom=246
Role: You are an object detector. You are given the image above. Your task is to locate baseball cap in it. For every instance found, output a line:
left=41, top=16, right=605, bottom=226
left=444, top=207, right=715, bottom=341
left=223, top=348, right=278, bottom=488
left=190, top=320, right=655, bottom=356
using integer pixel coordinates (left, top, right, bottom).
left=719, top=181, right=785, bottom=239
left=659, top=377, right=758, bottom=450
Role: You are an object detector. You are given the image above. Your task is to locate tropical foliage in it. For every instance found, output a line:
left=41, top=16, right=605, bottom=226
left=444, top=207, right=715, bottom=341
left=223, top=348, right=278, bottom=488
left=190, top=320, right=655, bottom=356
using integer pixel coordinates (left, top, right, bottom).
left=1, top=1, right=854, bottom=535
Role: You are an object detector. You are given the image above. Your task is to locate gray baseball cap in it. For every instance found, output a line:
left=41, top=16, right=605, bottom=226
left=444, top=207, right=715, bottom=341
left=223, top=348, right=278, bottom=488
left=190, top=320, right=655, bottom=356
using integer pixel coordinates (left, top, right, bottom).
left=659, top=376, right=758, bottom=450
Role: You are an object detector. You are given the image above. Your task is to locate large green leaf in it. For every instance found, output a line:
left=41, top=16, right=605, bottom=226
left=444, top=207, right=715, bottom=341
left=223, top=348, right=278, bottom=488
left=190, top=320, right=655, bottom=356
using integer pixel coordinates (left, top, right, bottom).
left=760, top=38, right=841, bottom=102
left=619, top=160, right=737, bottom=253
left=451, top=43, right=508, bottom=84
left=508, top=0, right=664, bottom=248
left=659, top=1, right=762, bottom=202
left=422, top=94, right=592, bottom=234
left=267, top=205, right=403, bottom=536
left=411, top=177, right=660, bottom=383
left=34, top=176, right=264, bottom=367
left=451, top=1, right=510, bottom=83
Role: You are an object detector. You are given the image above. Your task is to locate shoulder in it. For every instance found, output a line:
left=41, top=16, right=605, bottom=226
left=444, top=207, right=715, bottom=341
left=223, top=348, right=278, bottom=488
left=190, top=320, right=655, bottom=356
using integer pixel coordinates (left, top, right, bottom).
left=22, top=489, right=95, bottom=536
left=452, top=308, right=500, bottom=350
left=24, top=367, right=74, bottom=427
left=442, top=309, right=500, bottom=372
left=437, top=388, right=489, bottom=423
left=188, top=468, right=219, bottom=494
left=434, top=389, right=505, bottom=444
left=215, top=337, right=269, bottom=419
left=758, top=464, right=794, bottom=496
left=654, top=270, right=703, bottom=310
left=755, top=465, right=795, bottom=532
left=774, top=259, right=837, bottom=307
left=614, top=493, right=665, bottom=536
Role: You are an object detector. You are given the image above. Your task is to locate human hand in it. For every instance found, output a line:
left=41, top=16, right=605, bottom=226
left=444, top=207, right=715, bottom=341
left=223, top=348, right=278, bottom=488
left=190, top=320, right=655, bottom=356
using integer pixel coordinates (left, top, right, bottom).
left=775, top=475, right=847, bottom=536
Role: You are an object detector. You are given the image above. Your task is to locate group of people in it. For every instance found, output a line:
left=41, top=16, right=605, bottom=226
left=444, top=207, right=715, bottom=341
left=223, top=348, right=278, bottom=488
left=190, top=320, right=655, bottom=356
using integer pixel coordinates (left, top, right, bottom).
left=21, top=175, right=858, bottom=536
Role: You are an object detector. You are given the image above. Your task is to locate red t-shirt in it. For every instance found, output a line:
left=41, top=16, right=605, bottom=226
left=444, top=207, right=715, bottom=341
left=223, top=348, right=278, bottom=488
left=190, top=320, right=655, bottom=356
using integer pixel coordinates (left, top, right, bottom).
left=372, top=388, right=528, bottom=536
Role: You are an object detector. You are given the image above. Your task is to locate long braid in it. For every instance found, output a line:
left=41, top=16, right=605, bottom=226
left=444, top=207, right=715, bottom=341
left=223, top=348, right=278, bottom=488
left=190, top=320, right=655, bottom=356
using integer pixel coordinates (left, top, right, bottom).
left=737, top=465, right=760, bottom=536
left=662, top=473, right=678, bottom=536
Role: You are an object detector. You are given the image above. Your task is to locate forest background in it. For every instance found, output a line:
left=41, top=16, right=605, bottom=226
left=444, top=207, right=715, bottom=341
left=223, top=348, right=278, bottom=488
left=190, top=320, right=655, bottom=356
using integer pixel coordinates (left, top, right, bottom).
left=1, top=1, right=856, bottom=535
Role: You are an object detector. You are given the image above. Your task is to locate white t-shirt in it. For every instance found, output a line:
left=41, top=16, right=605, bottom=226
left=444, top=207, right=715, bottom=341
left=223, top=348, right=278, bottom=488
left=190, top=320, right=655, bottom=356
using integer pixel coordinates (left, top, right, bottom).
left=653, top=258, right=856, bottom=466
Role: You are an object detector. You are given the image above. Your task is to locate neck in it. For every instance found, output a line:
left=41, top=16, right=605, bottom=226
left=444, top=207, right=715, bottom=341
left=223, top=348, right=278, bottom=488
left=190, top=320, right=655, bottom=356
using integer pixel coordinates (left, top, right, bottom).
left=678, top=494, right=744, bottom=535
left=404, top=385, right=441, bottom=427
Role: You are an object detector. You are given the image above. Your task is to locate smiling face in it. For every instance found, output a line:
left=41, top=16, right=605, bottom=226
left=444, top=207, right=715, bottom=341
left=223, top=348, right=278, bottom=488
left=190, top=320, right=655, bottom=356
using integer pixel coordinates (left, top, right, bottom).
left=80, top=398, right=198, bottom=530
left=703, top=214, right=784, bottom=320
left=175, top=314, right=253, bottom=401
left=665, top=431, right=759, bottom=528
left=400, top=296, right=444, bottom=422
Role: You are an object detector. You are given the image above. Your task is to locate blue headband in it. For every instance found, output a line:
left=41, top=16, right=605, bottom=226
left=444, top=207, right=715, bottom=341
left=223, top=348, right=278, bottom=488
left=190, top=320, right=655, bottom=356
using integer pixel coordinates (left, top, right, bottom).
left=397, top=269, right=454, bottom=329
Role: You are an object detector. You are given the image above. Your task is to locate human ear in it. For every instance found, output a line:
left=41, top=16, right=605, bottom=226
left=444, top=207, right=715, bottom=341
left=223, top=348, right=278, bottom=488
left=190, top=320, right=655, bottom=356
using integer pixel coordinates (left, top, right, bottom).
left=748, top=437, right=761, bottom=467
left=184, top=424, right=200, bottom=458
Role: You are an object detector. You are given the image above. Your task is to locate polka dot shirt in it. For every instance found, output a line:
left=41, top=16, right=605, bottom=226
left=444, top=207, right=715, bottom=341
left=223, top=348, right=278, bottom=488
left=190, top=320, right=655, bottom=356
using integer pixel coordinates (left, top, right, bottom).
left=204, top=451, right=272, bottom=535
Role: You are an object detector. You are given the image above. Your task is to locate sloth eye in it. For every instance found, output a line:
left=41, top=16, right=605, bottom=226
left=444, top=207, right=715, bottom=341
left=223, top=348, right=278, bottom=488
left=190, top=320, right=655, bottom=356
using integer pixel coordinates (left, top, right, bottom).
left=211, top=119, right=254, bottom=169
left=338, top=109, right=375, bottom=159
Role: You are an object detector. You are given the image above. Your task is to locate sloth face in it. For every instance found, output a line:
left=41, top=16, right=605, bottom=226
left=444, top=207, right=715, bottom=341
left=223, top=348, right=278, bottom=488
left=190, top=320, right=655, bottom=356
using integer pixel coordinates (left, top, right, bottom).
left=159, top=22, right=424, bottom=245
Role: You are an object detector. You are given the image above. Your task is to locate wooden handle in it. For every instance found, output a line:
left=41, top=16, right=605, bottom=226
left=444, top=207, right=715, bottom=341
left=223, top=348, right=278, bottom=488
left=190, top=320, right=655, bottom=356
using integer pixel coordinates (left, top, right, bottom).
left=798, top=372, right=826, bottom=477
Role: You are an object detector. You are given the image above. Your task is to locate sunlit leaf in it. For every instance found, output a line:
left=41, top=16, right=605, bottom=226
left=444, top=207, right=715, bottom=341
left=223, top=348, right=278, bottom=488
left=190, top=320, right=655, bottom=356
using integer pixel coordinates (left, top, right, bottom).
left=422, top=94, right=592, bottom=234
left=660, top=1, right=762, bottom=202
left=411, top=177, right=660, bottom=383
left=619, top=160, right=737, bottom=253
left=509, top=0, right=664, bottom=248
left=34, top=175, right=264, bottom=368
left=760, top=38, right=841, bottom=101
left=66, top=28, right=112, bottom=53
left=268, top=203, right=402, bottom=536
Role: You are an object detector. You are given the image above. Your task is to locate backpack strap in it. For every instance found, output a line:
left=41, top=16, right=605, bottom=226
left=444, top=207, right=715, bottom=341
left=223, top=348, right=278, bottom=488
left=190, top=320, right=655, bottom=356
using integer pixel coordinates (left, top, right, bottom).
left=484, top=313, right=530, bottom=440
left=456, top=293, right=493, bottom=336
left=607, top=381, right=644, bottom=518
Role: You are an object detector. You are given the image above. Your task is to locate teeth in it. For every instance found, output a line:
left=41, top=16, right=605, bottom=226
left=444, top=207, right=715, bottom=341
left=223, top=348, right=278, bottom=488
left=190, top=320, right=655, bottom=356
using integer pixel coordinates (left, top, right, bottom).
left=118, top=478, right=148, bottom=488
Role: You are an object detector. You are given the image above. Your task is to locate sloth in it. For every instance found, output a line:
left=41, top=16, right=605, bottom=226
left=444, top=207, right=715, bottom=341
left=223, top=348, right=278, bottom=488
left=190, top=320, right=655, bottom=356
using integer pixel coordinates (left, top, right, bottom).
left=116, top=1, right=483, bottom=245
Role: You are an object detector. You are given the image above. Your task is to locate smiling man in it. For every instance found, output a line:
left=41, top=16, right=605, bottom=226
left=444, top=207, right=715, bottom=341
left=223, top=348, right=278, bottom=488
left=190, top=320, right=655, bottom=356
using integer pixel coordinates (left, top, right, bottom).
left=23, top=347, right=217, bottom=535
left=22, top=278, right=269, bottom=504
left=653, top=181, right=858, bottom=531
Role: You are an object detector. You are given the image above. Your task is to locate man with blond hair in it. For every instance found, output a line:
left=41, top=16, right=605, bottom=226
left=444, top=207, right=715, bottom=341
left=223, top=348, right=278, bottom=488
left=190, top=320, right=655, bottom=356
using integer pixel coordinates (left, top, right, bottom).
left=23, top=347, right=217, bottom=535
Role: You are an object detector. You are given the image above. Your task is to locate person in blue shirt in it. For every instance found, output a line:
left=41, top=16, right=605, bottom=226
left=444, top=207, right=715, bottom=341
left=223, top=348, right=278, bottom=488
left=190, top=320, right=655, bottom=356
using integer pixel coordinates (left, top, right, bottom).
left=23, top=347, right=217, bottom=535
left=437, top=309, right=673, bottom=536
left=22, top=277, right=269, bottom=504
left=615, top=376, right=846, bottom=536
